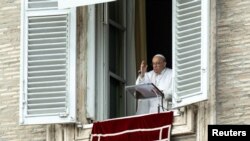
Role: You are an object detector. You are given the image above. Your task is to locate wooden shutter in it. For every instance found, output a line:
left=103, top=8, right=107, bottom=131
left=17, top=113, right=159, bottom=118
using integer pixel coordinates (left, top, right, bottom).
left=172, top=0, right=209, bottom=108
left=58, top=0, right=116, bottom=9
left=20, top=0, right=76, bottom=125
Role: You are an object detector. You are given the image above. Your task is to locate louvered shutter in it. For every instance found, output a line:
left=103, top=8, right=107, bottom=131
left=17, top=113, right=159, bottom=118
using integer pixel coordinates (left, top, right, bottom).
left=172, top=0, right=209, bottom=108
left=58, top=0, right=116, bottom=9
left=20, top=0, right=76, bottom=125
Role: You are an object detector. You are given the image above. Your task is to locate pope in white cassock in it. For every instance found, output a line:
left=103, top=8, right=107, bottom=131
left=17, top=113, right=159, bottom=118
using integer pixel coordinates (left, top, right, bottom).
left=135, top=54, right=173, bottom=114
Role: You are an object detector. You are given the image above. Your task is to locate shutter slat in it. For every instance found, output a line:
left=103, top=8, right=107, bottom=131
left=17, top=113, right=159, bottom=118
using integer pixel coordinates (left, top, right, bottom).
left=177, top=16, right=201, bottom=27
left=177, top=46, right=200, bottom=54
left=28, top=97, right=66, bottom=103
left=177, top=70, right=200, bottom=79
left=29, top=31, right=66, bottom=36
left=29, top=24, right=67, bottom=29
left=177, top=38, right=200, bottom=48
left=177, top=10, right=201, bottom=20
left=178, top=74, right=200, bottom=83
left=177, top=26, right=200, bottom=36
left=27, top=108, right=65, bottom=115
left=29, top=44, right=67, bottom=51
left=177, top=60, right=200, bottom=70
left=177, top=66, right=200, bottom=75
left=177, top=21, right=201, bottom=32
left=29, top=64, right=66, bottom=71
left=177, top=0, right=201, bottom=13
left=29, top=39, right=66, bottom=45
left=28, top=26, right=67, bottom=32
left=28, top=103, right=66, bottom=109
left=29, top=77, right=65, bottom=84
left=29, top=20, right=67, bottom=25
left=177, top=32, right=200, bottom=43
left=29, top=48, right=65, bottom=52
left=177, top=51, right=200, bottom=62
left=177, top=5, right=201, bottom=16
left=28, top=37, right=66, bottom=44
left=28, top=94, right=66, bottom=99
left=28, top=59, right=66, bottom=66
left=29, top=15, right=66, bottom=20
left=28, top=58, right=66, bottom=63
left=178, top=75, right=200, bottom=85
left=28, top=53, right=66, bottom=59
left=29, top=48, right=66, bottom=55
left=177, top=88, right=200, bottom=97
left=29, top=32, right=66, bottom=39
left=28, top=91, right=66, bottom=97
left=177, top=43, right=200, bottom=52
left=176, top=0, right=200, bottom=7
left=28, top=86, right=66, bottom=94
left=28, top=70, right=66, bottom=77
left=28, top=80, right=66, bottom=87
left=28, top=85, right=66, bottom=90
left=28, top=0, right=58, bottom=10
left=29, top=42, right=66, bottom=48
left=177, top=81, right=200, bottom=90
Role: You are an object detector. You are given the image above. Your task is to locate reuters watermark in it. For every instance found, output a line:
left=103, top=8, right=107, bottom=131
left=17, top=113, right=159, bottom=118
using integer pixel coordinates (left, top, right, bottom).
left=208, top=125, right=249, bottom=140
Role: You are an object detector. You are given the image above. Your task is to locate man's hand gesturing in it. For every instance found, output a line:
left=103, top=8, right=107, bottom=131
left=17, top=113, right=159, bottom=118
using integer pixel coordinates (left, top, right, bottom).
left=139, top=60, right=147, bottom=77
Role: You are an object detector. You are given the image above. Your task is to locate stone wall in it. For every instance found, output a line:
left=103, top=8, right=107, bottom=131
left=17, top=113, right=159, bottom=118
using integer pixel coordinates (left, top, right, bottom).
left=217, top=0, right=250, bottom=124
left=0, top=0, right=46, bottom=141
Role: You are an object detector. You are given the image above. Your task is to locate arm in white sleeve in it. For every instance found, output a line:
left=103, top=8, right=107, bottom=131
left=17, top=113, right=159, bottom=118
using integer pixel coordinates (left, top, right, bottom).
left=135, top=75, right=145, bottom=85
left=135, top=73, right=151, bottom=85
left=163, top=89, right=172, bottom=101
left=162, top=77, right=173, bottom=101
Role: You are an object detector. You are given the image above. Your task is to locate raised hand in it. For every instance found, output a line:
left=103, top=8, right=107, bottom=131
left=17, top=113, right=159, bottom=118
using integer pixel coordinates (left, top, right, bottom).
left=139, top=60, right=147, bottom=77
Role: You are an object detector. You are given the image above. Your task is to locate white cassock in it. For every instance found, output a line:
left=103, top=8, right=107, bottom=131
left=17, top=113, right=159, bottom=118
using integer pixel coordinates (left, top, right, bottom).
left=135, top=68, right=172, bottom=114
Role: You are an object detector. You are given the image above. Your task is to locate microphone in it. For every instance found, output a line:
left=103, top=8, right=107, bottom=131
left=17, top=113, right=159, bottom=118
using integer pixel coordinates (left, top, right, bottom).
left=138, top=70, right=141, bottom=74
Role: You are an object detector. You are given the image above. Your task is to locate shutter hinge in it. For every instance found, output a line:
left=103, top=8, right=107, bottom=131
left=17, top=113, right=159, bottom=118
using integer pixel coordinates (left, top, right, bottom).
left=22, top=100, right=26, bottom=106
left=202, top=68, right=207, bottom=73
left=176, top=97, right=182, bottom=103
left=59, top=112, right=69, bottom=118
left=59, top=107, right=69, bottom=118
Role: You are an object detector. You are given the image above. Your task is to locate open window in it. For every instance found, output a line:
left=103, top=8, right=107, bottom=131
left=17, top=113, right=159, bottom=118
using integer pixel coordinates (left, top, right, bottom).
left=90, top=0, right=209, bottom=120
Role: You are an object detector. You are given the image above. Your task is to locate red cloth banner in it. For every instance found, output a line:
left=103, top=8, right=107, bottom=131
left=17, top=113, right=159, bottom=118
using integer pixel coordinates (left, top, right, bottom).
left=91, top=111, right=173, bottom=141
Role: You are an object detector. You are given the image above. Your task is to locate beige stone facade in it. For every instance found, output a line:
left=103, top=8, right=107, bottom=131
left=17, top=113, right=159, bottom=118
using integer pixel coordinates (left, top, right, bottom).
left=0, top=0, right=47, bottom=141
left=217, top=0, right=250, bottom=124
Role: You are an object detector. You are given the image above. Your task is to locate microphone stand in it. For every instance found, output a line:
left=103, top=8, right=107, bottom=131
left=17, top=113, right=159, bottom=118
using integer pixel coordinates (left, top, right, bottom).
left=153, top=89, right=164, bottom=113
left=158, top=94, right=164, bottom=113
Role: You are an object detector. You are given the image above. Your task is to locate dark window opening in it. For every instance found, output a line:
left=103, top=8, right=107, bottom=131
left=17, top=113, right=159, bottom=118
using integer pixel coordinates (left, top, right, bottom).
left=146, top=0, right=172, bottom=70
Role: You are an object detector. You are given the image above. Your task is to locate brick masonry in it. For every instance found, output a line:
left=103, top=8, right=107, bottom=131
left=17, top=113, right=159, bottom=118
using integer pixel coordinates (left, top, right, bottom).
left=217, top=0, right=250, bottom=124
left=0, top=0, right=46, bottom=141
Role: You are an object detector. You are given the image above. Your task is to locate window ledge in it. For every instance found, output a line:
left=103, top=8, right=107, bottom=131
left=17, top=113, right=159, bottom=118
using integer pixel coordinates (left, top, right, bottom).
left=172, top=105, right=197, bottom=136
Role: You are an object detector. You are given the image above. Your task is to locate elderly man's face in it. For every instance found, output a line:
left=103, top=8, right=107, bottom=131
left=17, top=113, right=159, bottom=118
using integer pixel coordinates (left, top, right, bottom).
left=152, top=56, right=166, bottom=74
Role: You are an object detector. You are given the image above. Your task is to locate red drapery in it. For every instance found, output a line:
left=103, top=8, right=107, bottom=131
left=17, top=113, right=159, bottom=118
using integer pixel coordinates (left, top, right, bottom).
left=91, top=111, right=173, bottom=141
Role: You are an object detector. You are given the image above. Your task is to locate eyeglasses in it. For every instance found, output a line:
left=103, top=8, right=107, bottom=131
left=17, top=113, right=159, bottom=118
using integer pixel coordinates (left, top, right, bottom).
left=152, top=62, right=163, bottom=66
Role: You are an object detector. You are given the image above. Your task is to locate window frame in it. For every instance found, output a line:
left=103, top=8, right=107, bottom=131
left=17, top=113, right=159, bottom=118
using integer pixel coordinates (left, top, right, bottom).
left=86, top=0, right=210, bottom=119
left=93, top=1, right=127, bottom=120
left=58, top=0, right=116, bottom=9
